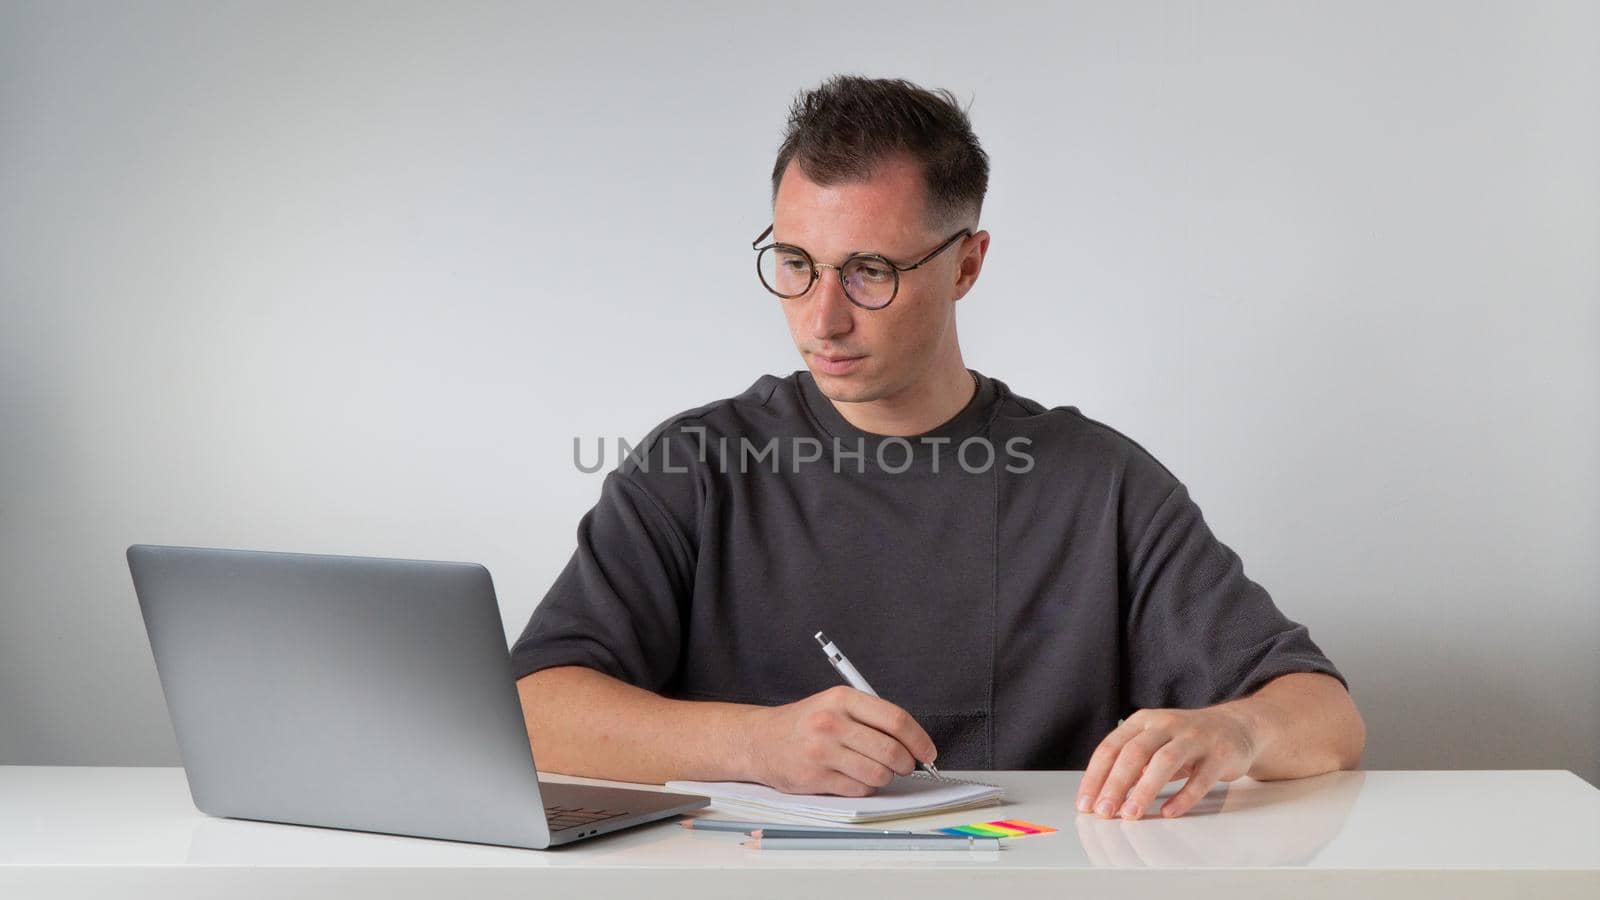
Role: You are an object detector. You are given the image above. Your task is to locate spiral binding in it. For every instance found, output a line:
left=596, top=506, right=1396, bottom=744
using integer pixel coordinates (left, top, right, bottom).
left=907, top=770, right=1001, bottom=788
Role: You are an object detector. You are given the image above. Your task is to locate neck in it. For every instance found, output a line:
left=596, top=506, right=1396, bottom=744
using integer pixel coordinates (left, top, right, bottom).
left=829, top=360, right=977, bottom=437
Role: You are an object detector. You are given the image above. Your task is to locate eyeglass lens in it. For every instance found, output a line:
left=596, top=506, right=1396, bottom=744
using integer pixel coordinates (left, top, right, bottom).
left=757, top=246, right=896, bottom=308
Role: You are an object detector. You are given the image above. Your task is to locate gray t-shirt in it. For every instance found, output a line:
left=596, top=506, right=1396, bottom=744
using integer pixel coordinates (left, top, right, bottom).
left=510, top=369, right=1347, bottom=770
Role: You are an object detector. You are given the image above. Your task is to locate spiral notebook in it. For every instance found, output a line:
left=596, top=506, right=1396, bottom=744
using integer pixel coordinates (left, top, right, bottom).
left=664, top=771, right=1004, bottom=824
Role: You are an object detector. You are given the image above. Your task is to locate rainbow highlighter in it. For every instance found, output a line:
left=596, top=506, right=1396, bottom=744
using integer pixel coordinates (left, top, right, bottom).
left=935, top=819, right=1057, bottom=838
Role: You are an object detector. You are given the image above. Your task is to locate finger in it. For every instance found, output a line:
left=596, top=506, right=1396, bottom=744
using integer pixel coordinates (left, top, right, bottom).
left=1118, top=737, right=1198, bottom=820
left=1157, top=755, right=1227, bottom=819
left=1077, top=718, right=1141, bottom=813
left=810, top=768, right=878, bottom=798
left=841, top=691, right=937, bottom=765
left=839, top=721, right=917, bottom=776
left=825, top=744, right=897, bottom=792
left=1092, top=729, right=1171, bottom=818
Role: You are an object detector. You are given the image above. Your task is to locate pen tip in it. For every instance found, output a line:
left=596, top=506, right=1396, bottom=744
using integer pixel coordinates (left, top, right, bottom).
left=814, top=631, right=828, bottom=645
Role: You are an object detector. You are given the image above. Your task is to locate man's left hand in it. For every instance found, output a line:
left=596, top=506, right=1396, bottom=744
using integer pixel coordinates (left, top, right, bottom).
left=1076, top=705, right=1260, bottom=820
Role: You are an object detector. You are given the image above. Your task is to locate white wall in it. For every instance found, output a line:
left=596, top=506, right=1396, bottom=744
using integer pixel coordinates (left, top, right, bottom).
left=2, top=1, right=1595, bottom=785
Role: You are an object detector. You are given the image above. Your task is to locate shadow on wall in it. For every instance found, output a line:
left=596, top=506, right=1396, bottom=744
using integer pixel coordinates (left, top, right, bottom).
left=1352, top=633, right=1598, bottom=787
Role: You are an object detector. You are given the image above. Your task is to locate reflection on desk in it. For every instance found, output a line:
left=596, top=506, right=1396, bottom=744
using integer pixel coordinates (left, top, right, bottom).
left=1075, top=769, right=1363, bottom=867
left=2, top=766, right=1597, bottom=900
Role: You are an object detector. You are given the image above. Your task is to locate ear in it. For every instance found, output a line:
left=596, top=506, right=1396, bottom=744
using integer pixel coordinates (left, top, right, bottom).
left=951, top=230, right=991, bottom=302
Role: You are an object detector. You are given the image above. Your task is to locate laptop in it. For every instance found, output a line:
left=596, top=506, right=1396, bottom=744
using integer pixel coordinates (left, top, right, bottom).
left=126, top=544, right=708, bottom=849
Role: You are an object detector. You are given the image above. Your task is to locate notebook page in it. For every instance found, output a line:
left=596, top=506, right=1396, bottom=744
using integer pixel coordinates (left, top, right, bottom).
left=704, top=793, right=1003, bottom=825
left=665, top=772, right=1004, bottom=824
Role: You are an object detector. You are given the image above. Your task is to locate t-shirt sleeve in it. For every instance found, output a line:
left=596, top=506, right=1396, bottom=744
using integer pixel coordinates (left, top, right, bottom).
left=1122, top=477, right=1349, bottom=715
left=508, top=466, right=695, bottom=691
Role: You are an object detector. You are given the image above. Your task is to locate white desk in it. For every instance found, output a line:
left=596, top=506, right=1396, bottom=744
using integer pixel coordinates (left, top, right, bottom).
left=2, top=766, right=1596, bottom=899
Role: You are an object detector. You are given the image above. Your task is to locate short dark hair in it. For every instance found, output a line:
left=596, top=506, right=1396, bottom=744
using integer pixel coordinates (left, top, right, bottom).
left=770, top=75, right=990, bottom=230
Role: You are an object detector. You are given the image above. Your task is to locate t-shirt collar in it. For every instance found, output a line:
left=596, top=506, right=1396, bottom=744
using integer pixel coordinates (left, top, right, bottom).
left=796, top=367, right=999, bottom=449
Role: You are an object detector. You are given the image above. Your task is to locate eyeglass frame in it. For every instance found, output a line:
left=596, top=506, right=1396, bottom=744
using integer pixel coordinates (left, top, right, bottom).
left=751, top=224, right=973, bottom=310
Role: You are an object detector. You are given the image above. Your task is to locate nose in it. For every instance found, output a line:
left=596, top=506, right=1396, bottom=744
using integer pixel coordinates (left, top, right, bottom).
left=807, top=267, right=855, bottom=341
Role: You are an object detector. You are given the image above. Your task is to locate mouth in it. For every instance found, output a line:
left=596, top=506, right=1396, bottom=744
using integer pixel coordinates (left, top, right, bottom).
left=812, top=352, right=866, bottom=376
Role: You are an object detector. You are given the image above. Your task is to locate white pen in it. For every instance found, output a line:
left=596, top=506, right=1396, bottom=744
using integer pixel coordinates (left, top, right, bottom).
left=813, top=631, right=944, bottom=780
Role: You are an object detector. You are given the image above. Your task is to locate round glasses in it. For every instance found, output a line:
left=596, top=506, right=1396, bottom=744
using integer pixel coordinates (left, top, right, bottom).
left=751, top=225, right=972, bottom=310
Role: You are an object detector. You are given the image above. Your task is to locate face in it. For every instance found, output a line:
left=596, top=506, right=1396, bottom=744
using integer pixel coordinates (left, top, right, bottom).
left=770, top=155, right=985, bottom=404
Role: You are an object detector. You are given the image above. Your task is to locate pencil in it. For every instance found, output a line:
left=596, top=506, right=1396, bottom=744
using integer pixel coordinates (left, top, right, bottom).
left=750, top=827, right=948, bottom=839
left=744, top=835, right=1002, bottom=850
left=679, top=818, right=914, bottom=834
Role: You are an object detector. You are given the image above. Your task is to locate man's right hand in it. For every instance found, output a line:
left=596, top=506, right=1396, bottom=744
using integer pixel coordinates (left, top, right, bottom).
left=743, top=685, right=939, bottom=796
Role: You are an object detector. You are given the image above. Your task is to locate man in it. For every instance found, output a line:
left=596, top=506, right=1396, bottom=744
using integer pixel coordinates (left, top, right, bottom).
left=512, top=75, right=1365, bottom=821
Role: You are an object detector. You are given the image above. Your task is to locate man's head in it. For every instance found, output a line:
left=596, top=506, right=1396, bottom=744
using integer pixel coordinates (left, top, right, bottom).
left=766, top=75, right=992, bottom=406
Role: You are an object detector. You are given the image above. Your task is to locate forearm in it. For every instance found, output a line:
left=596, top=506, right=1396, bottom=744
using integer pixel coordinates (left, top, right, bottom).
left=516, top=665, right=760, bottom=784
left=1220, top=672, right=1366, bottom=780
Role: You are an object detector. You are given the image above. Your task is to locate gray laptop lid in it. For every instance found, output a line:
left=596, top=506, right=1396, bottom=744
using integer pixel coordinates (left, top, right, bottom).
left=127, top=544, right=551, bottom=849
